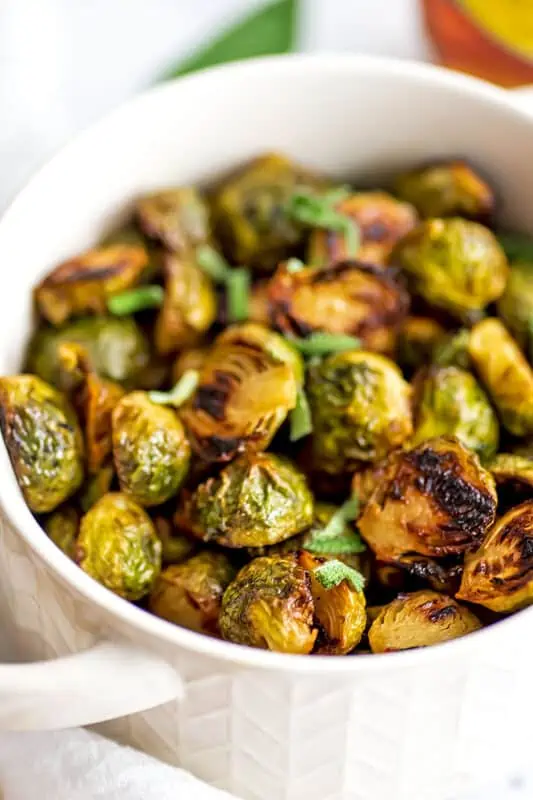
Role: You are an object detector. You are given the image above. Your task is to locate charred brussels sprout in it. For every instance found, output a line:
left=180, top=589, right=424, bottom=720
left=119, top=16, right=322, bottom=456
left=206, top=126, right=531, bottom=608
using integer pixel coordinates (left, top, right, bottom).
left=358, top=436, right=497, bottom=562
left=268, top=261, right=409, bottom=355
left=468, top=318, right=533, bottom=436
left=181, top=327, right=298, bottom=464
left=307, top=351, right=412, bottom=474
left=35, top=245, right=148, bottom=325
left=44, top=505, right=79, bottom=558
left=496, top=260, right=533, bottom=347
left=136, top=186, right=210, bottom=253
left=154, top=253, right=217, bottom=355
left=393, top=218, right=508, bottom=321
left=76, top=492, right=161, bottom=600
left=368, top=590, right=481, bottom=653
left=216, top=322, right=304, bottom=385
left=307, top=190, right=418, bottom=267
left=211, top=153, right=324, bottom=272
left=27, top=317, right=150, bottom=388
left=220, top=556, right=317, bottom=653
left=393, top=161, right=494, bottom=221
left=397, top=316, right=446, bottom=372
left=352, top=454, right=402, bottom=510
left=176, top=452, right=313, bottom=548
left=0, top=375, right=84, bottom=513
left=458, top=501, right=533, bottom=612
left=149, top=551, right=236, bottom=635
left=412, top=366, right=499, bottom=461
left=112, top=392, right=190, bottom=506
left=172, top=346, right=209, bottom=384
left=490, top=454, right=533, bottom=499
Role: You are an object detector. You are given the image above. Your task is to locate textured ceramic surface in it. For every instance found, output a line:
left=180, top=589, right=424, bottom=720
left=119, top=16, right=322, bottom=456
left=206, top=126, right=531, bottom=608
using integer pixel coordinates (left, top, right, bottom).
left=1, top=56, right=533, bottom=800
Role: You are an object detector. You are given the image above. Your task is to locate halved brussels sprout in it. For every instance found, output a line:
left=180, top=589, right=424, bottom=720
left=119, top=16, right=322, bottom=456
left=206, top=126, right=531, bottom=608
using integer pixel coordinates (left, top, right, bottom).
left=216, top=322, right=304, bottom=385
left=35, top=245, right=148, bottom=326
left=175, top=452, right=313, bottom=548
left=393, top=218, right=508, bottom=321
left=298, top=550, right=366, bottom=655
left=27, top=317, right=151, bottom=389
left=393, top=161, right=494, bottom=221
left=368, top=590, right=481, bottom=653
left=0, top=375, right=84, bottom=513
left=136, top=186, right=210, bottom=253
left=219, top=556, right=317, bottom=653
left=154, top=253, right=217, bottom=355
left=268, top=261, right=409, bottom=355
left=490, top=453, right=533, bottom=495
left=112, top=392, right=190, bottom=507
left=307, top=351, right=412, bottom=474
left=468, top=318, right=533, bottom=436
left=458, top=501, right=533, bottom=612
left=352, top=454, right=402, bottom=509
left=172, top=346, right=210, bottom=384
left=358, top=436, right=497, bottom=561
left=432, top=329, right=471, bottom=369
left=152, top=513, right=196, bottom=564
left=376, top=553, right=463, bottom=596
left=44, top=505, right=79, bottom=558
left=411, top=366, right=499, bottom=461
left=149, top=551, right=236, bottom=635
left=496, top=260, right=533, bottom=347
left=76, top=492, right=161, bottom=600
left=397, top=316, right=446, bottom=372
left=180, top=329, right=298, bottom=463
left=307, top=190, right=418, bottom=267
left=211, top=153, right=324, bottom=272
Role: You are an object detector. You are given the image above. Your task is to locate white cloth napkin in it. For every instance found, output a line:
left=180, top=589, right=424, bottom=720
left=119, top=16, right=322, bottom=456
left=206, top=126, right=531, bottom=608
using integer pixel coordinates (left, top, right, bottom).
left=0, top=729, right=236, bottom=800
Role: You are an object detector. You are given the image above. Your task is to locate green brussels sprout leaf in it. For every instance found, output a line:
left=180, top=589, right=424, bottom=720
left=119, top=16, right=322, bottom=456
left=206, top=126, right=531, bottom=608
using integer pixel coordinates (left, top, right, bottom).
left=289, top=332, right=361, bottom=357
left=285, top=187, right=360, bottom=257
left=149, top=369, right=199, bottom=407
left=313, top=559, right=366, bottom=592
left=290, top=387, right=313, bottom=441
left=497, top=231, right=533, bottom=263
left=107, top=285, right=164, bottom=315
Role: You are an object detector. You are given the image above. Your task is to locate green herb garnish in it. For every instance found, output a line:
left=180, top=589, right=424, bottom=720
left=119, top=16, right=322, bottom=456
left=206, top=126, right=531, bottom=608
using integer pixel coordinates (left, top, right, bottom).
left=285, top=187, right=360, bottom=257
left=313, top=559, right=366, bottom=593
left=290, top=387, right=313, bottom=441
left=196, top=244, right=250, bottom=323
left=289, top=332, right=361, bottom=357
left=148, top=369, right=199, bottom=407
left=107, top=285, right=164, bottom=316
left=306, top=496, right=364, bottom=554
left=497, top=231, right=533, bottom=263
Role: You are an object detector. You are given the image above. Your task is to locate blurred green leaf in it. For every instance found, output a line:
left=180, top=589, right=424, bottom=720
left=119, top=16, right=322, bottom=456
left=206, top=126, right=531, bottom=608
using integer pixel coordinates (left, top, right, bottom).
left=163, top=0, right=299, bottom=79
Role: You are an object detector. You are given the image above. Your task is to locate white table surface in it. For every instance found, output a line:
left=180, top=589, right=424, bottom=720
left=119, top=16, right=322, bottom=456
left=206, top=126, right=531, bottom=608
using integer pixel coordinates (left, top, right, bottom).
left=0, top=1, right=530, bottom=797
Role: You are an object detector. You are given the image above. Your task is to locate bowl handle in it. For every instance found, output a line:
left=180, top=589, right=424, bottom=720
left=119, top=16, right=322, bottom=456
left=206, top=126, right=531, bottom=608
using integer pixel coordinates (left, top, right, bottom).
left=0, top=640, right=184, bottom=730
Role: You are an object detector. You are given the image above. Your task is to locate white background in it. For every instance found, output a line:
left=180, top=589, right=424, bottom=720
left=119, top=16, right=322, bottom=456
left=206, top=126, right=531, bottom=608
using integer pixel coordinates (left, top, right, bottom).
left=0, top=1, right=529, bottom=797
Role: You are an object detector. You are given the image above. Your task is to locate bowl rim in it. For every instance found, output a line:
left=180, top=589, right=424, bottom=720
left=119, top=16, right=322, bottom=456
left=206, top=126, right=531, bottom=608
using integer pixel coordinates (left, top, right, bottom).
left=1, top=51, right=531, bottom=674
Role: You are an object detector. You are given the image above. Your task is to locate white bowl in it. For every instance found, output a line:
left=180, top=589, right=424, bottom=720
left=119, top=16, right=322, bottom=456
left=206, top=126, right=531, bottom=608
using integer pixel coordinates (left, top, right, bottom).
left=0, top=54, right=532, bottom=800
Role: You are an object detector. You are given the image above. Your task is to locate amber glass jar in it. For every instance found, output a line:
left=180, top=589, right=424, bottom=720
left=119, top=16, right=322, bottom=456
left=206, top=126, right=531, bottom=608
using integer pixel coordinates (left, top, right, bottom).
left=422, top=0, right=533, bottom=87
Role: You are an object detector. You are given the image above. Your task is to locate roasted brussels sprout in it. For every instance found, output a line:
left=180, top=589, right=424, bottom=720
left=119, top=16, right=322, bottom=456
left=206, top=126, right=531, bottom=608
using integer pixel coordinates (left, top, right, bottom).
left=298, top=550, right=366, bottom=654
left=154, top=253, right=217, bottom=355
left=181, top=328, right=298, bottom=463
left=307, top=351, right=412, bottom=474
left=496, top=260, right=533, bottom=347
left=248, top=281, right=271, bottom=326
left=411, top=366, right=499, bottom=461
left=0, top=375, right=84, bottom=513
left=393, top=161, right=494, bottom=221
left=216, top=322, right=304, bottom=385
left=176, top=452, right=313, bottom=548
left=35, top=245, right=148, bottom=325
left=112, top=391, right=190, bottom=506
left=44, top=505, right=79, bottom=558
left=136, top=186, right=210, bottom=253
left=268, top=261, right=409, bottom=354
left=307, top=191, right=418, bottom=267
left=352, top=455, right=402, bottom=509
left=468, top=318, right=533, bottom=436
left=211, top=153, right=324, bottom=272
left=358, top=436, right=497, bottom=561
left=458, top=501, right=533, bottom=612
left=172, top=346, right=209, bottom=384
left=76, top=492, right=161, bottom=600
left=432, top=328, right=471, bottom=369
left=490, top=453, right=533, bottom=495
left=27, top=317, right=151, bottom=389
left=376, top=553, right=463, bottom=596
left=152, top=513, right=196, bottom=564
left=397, top=316, right=446, bottom=372
left=219, top=556, right=317, bottom=653
left=149, top=551, right=236, bottom=635
left=393, top=218, right=508, bottom=321
left=368, top=590, right=481, bottom=653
